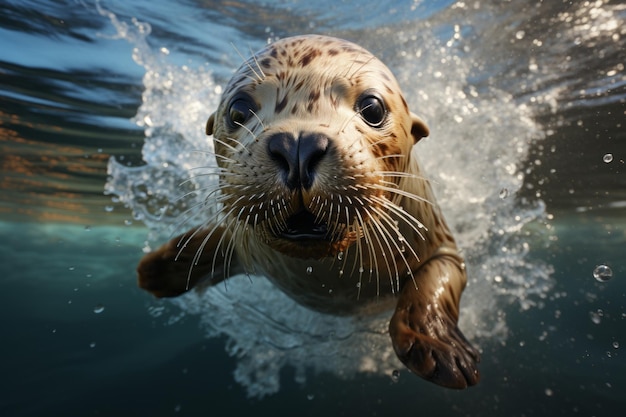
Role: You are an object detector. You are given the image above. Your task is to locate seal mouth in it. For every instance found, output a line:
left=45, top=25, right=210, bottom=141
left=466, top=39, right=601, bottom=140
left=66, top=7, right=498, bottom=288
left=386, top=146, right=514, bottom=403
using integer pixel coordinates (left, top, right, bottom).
left=281, top=210, right=329, bottom=240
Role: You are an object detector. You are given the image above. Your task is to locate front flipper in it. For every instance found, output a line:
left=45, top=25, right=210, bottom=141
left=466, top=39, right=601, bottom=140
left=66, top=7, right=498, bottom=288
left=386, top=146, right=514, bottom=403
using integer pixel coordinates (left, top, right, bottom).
left=389, top=252, right=480, bottom=389
left=137, top=226, right=241, bottom=298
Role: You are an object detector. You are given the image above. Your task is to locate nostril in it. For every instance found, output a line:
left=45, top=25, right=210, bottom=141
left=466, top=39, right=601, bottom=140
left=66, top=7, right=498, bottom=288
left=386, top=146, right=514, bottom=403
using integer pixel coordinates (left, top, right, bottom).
left=271, top=150, right=291, bottom=176
left=268, top=132, right=298, bottom=188
left=298, top=133, right=329, bottom=190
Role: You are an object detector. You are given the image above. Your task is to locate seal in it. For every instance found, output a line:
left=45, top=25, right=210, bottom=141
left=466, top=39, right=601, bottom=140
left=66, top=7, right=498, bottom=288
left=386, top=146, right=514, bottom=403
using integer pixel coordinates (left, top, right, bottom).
left=137, top=35, right=480, bottom=388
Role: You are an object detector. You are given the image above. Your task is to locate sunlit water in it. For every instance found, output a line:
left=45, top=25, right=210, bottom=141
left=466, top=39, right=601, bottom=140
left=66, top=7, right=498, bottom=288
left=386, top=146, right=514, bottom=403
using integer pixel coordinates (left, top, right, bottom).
left=1, top=0, right=625, bottom=416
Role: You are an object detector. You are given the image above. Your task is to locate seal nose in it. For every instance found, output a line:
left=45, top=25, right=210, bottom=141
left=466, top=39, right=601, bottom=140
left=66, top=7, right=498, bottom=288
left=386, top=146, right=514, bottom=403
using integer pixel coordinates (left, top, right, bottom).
left=268, top=132, right=329, bottom=190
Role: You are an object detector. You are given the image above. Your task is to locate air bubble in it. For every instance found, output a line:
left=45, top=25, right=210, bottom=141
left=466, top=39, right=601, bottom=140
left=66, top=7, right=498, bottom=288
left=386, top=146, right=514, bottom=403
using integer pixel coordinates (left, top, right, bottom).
left=612, top=341, right=619, bottom=349
left=589, top=310, right=602, bottom=324
left=593, top=264, right=613, bottom=282
left=337, top=252, right=344, bottom=261
left=306, top=266, right=313, bottom=275
left=93, top=304, right=105, bottom=314
left=89, top=342, right=96, bottom=348
left=499, top=188, right=509, bottom=199
left=142, top=242, right=152, bottom=253
left=603, top=153, right=613, bottom=163
left=391, top=369, right=400, bottom=383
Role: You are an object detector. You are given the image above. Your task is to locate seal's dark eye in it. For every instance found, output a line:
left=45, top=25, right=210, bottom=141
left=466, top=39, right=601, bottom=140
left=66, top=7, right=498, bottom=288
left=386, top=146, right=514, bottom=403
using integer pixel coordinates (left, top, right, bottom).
left=356, top=93, right=386, bottom=128
left=226, top=95, right=257, bottom=129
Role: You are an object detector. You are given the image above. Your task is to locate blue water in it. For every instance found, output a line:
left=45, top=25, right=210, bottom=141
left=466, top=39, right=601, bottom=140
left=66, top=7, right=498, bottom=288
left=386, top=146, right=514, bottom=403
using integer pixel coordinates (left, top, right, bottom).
left=1, top=0, right=625, bottom=416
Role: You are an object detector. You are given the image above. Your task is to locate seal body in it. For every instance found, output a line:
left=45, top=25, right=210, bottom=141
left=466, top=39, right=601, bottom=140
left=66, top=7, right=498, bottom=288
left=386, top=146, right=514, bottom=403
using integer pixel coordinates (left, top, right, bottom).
left=137, top=35, right=480, bottom=388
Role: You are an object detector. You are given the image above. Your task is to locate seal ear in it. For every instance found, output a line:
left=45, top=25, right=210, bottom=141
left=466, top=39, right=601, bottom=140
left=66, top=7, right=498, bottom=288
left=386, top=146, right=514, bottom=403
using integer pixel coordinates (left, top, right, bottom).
left=206, top=113, right=216, bottom=135
left=410, top=112, right=429, bottom=144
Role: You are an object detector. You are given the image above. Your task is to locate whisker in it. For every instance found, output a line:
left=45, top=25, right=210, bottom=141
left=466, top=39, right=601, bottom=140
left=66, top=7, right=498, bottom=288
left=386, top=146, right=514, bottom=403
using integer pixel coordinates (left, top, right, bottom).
left=376, top=171, right=431, bottom=182
left=178, top=170, right=224, bottom=190
left=275, top=197, right=290, bottom=231
left=248, top=45, right=266, bottom=80
left=175, top=198, right=234, bottom=264
left=353, top=208, right=382, bottom=295
left=367, top=184, right=434, bottom=206
left=200, top=215, right=238, bottom=287
left=213, top=136, right=253, bottom=156
left=343, top=53, right=376, bottom=81
left=338, top=101, right=374, bottom=134
left=188, top=148, right=217, bottom=156
left=234, top=121, right=259, bottom=143
left=367, top=204, right=419, bottom=291
left=169, top=196, right=222, bottom=240
left=362, top=207, right=398, bottom=294
left=231, top=42, right=264, bottom=82
left=355, top=210, right=372, bottom=288
left=223, top=212, right=248, bottom=278
left=249, top=109, right=265, bottom=131
left=171, top=185, right=221, bottom=212
left=350, top=217, right=365, bottom=299
left=365, top=136, right=399, bottom=150
left=337, top=205, right=352, bottom=275
left=178, top=218, right=227, bottom=292
left=368, top=195, right=427, bottom=241
left=375, top=154, right=407, bottom=161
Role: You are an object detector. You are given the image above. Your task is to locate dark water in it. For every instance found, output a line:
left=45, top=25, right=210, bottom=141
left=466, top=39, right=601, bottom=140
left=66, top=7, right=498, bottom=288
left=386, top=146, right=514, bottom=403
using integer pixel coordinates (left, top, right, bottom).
left=1, top=0, right=625, bottom=416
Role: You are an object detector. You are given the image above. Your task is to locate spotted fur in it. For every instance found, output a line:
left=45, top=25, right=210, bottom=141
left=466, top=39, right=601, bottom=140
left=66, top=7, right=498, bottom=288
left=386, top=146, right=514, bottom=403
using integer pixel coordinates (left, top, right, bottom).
left=137, top=35, right=479, bottom=389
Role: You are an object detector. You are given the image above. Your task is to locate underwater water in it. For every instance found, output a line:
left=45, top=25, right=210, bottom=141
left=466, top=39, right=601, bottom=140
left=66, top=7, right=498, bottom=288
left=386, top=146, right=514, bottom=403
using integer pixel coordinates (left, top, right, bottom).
left=1, top=0, right=625, bottom=416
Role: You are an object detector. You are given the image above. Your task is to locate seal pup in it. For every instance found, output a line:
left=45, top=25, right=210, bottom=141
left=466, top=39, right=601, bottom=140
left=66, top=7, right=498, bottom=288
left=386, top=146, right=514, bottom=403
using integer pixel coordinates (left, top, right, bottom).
left=137, top=35, right=480, bottom=388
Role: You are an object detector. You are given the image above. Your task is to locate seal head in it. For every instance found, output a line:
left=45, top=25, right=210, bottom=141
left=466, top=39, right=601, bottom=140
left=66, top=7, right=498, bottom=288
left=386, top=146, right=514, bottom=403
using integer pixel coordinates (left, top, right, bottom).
left=205, top=35, right=429, bottom=261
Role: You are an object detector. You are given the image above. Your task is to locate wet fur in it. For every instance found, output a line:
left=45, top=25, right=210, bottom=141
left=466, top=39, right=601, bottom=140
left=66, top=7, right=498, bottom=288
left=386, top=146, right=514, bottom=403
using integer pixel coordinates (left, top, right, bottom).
left=137, top=35, right=479, bottom=389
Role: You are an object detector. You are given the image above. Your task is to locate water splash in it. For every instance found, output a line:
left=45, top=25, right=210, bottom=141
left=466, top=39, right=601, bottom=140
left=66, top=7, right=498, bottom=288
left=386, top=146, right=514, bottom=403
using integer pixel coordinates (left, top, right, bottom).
left=102, top=2, right=560, bottom=397
left=100, top=4, right=221, bottom=245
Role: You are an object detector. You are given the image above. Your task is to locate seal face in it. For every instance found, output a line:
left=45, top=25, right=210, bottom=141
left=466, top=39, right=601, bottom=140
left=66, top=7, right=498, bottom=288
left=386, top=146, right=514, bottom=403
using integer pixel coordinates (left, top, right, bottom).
left=137, top=35, right=480, bottom=389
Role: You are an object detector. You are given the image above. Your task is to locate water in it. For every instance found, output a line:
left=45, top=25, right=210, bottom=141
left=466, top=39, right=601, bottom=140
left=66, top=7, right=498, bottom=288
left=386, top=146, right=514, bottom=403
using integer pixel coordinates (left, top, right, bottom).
left=1, top=0, right=625, bottom=415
